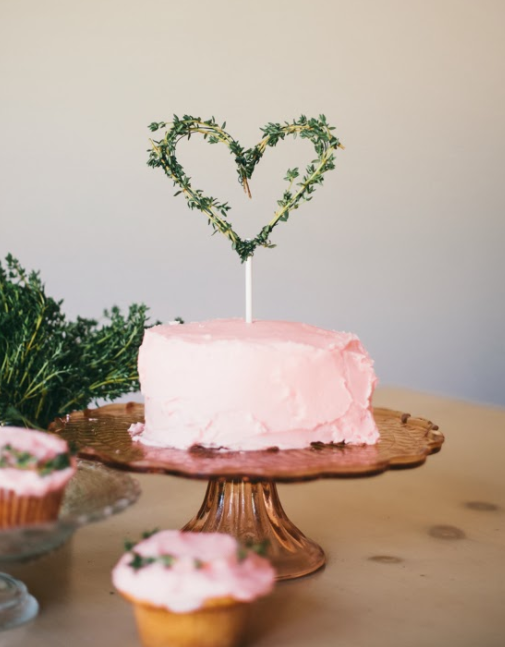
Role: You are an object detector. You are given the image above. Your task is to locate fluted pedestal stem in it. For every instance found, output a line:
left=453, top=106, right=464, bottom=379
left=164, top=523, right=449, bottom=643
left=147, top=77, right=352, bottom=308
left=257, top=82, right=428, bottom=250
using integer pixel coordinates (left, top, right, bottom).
left=183, top=480, right=325, bottom=581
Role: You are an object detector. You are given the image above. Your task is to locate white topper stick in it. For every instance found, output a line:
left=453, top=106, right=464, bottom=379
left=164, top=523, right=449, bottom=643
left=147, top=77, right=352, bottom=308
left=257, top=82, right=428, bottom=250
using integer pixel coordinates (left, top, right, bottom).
left=245, top=253, right=253, bottom=323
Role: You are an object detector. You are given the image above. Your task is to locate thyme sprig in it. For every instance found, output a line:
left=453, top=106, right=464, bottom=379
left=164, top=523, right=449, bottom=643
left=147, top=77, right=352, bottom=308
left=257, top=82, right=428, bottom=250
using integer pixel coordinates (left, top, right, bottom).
left=128, top=552, right=178, bottom=571
left=237, top=539, right=269, bottom=562
left=124, top=528, right=160, bottom=552
left=123, top=531, right=269, bottom=572
left=124, top=529, right=195, bottom=572
left=0, top=255, right=153, bottom=429
left=0, top=443, right=74, bottom=476
left=148, top=115, right=342, bottom=262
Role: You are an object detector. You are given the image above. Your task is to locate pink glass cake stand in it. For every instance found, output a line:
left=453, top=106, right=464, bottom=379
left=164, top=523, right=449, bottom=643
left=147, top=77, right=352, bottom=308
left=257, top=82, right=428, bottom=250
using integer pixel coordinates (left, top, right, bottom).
left=51, top=403, right=444, bottom=581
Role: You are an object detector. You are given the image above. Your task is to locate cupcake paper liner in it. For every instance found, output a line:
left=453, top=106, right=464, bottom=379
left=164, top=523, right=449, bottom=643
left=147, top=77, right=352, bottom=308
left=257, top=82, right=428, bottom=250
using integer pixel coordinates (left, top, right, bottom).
left=123, top=593, right=251, bottom=647
left=0, top=488, right=64, bottom=529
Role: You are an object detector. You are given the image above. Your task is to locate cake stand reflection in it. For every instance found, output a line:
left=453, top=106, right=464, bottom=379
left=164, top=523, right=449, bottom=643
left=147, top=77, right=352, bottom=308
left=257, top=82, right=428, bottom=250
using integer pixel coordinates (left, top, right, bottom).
left=51, top=404, right=443, bottom=581
left=0, top=460, right=140, bottom=630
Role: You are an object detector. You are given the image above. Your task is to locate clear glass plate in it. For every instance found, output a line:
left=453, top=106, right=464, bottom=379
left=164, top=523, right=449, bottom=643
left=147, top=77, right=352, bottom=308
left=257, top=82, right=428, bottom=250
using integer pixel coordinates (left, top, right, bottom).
left=0, top=460, right=140, bottom=564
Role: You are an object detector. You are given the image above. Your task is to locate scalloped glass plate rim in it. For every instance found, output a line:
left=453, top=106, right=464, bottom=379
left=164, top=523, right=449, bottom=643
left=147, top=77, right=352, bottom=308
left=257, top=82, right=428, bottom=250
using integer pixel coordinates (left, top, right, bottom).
left=51, top=404, right=444, bottom=483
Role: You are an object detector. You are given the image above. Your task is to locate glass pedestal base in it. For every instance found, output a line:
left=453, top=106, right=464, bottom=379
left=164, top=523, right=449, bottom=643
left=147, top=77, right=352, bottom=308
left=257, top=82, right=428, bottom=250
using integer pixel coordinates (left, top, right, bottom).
left=0, top=573, right=38, bottom=631
left=183, top=480, right=325, bottom=580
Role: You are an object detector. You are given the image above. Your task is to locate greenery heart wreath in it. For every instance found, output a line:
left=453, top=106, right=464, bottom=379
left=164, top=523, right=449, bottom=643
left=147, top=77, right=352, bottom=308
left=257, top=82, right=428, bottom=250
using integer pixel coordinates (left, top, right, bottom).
left=147, top=115, right=343, bottom=262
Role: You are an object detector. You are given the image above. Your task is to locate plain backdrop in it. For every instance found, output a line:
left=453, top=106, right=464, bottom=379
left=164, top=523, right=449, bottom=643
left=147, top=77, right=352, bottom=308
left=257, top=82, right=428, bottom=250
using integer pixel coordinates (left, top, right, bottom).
left=0, top=0, right=504, bottom=407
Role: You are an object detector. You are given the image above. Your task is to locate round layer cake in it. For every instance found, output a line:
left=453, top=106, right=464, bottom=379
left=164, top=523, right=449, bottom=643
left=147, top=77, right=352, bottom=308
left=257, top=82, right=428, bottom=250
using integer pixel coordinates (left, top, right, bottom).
left=131, top=319, right=379, bottom=451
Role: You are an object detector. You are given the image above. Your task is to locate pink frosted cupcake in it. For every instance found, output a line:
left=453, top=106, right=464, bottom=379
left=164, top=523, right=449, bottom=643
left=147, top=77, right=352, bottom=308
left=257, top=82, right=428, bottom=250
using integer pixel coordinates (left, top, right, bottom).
left=0, top=427, right=77, bottom=528
left=112, top=530, right=275, bottom=647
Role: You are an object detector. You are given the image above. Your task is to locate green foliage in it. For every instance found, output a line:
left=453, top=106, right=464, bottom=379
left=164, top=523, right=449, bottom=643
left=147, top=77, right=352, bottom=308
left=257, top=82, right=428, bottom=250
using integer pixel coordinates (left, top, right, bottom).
left=123, top=530, right=183, bottom=571
left=0, top=443, right=73, bottom=476
left=123, top=531, right=269, bottom=571
left=127, top=551, right=177, bottom=571
left=0, top=444, right=37, bottom=469
left=128, top=553, right=156, bottom=571
left=124, top=528, right=160, bottom=552
left=0, top=255, right=152, bottom=429
left=147, top=115, right=342, bottom=262
left=38, top=451, right=72, bottom=476
left=236, top=539, right=269, bottom=562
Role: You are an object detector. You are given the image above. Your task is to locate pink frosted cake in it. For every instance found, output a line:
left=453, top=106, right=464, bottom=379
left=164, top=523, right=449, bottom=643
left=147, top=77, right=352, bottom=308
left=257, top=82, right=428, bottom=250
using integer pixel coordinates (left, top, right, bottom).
left=112, top=530, right=275, bottom=647
left=0, top=427, right=77, bottom=528
left=131, top=319, right=379, bottom=451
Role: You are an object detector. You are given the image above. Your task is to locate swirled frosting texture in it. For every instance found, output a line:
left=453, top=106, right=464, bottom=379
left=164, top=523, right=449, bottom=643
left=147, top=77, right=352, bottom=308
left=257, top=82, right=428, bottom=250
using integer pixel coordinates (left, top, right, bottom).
left=134, top=319, right=379, bottom=450
left=112, top=530, right=275, bottom=612
left=0, top=427, right=76, bottom=496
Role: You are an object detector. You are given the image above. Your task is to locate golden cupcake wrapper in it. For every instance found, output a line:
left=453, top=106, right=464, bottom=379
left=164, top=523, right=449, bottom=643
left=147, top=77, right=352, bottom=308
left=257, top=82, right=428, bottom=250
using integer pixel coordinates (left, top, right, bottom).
left=0, top=488, right=63, bottom=528
left=121, top=592, right=252, bottom=647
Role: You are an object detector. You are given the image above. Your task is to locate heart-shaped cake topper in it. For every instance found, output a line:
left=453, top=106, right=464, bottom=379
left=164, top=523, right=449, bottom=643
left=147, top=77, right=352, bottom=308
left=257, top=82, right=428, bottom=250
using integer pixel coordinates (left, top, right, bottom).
left=147, top=115, right=343, bottom=262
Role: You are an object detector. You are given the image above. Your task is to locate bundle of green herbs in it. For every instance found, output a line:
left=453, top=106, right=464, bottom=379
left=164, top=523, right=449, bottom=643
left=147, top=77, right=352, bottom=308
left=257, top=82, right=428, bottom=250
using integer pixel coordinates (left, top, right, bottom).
left=0, top=254, right=152, bottom=429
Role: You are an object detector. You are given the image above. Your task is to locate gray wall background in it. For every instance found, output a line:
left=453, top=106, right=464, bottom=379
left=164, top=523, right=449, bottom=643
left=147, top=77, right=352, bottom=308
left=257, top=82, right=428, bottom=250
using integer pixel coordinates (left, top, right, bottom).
left=1, top=0, right=504, bottom=407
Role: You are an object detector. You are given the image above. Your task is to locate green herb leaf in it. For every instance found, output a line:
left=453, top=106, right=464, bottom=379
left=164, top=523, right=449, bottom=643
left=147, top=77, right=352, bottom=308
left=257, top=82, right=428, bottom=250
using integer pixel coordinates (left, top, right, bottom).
left=0, top=256, right=161, bottom=429
left=0, top=444, right=73, bottom=476
left=148, top=115, right=342, bottom=262
left=237, top=539, right=269, bottom=562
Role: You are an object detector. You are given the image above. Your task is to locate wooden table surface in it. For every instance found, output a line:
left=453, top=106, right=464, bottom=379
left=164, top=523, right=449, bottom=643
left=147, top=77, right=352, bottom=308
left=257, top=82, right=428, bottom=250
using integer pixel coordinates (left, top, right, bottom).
left=3, top=388, right=505, bottom=647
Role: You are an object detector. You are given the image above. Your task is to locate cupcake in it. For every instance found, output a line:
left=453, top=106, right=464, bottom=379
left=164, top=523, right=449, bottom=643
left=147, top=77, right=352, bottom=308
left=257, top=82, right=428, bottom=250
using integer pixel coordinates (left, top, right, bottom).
left=112, top=530, right=276, bottom=647
left=0, top=427, right=77, bottom=528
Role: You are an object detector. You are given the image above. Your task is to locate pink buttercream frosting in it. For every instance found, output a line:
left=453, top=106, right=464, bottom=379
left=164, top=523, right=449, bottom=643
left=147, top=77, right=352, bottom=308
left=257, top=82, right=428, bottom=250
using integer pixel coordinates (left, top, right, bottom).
left=0, top=427, right=76, bottom=496
left=132, top=319, right=379, bottom=451
left=112, top=531, right=275, bottom=613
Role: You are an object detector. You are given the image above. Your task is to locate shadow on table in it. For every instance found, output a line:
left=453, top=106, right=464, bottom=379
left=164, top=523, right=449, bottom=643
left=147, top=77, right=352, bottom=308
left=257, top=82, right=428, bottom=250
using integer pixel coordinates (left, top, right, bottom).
left=2, top=539, right=74, bottom=607
left=246, top=568, right=356, bottom=646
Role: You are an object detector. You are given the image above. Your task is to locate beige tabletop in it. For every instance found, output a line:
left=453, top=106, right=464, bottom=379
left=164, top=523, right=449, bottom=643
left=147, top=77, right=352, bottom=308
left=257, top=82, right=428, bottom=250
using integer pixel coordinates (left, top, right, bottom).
left=3, top=388, right=505, bottom=647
